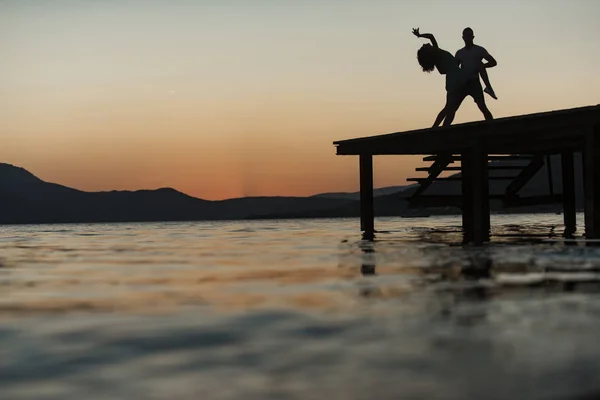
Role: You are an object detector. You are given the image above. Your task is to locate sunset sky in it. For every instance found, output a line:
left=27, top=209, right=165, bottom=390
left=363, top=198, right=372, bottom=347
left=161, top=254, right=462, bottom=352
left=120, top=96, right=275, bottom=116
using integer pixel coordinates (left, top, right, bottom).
left=1, top=0, right=599, bottom=200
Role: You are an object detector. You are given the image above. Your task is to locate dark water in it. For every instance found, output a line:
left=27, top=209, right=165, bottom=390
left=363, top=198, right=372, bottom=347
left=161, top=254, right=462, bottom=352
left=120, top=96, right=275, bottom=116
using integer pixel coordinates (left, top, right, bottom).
left=1, top=214, right=600, bottom=399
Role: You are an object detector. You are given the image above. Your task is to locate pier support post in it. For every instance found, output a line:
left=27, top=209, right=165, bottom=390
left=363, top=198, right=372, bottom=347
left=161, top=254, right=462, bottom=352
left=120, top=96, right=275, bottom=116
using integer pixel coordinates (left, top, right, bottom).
left=583, top=125, right=600, bottom=239
left=461, top=151, right=474, bottom=243
left=461, top=143, right=490, bottom=245
left=561, top=151, right=576, bottom=236
left=359, top=153, right=375, bottom=240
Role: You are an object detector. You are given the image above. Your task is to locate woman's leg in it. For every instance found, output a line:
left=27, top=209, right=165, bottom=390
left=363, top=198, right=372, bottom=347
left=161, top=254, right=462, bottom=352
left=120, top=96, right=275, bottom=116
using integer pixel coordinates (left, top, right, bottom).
left=479, top=68, right=492, bottom=90
left=479, top=67, right=497, bottom=99
left=432, top=107, right=446, bottom=128
left=442, top=90, right=465, bottom=127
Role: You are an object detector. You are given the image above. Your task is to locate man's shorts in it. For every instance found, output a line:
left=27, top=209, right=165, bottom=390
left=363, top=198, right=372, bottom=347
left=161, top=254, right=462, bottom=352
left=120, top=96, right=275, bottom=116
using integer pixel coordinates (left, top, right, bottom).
left=447, top=78, right=484, bottom=105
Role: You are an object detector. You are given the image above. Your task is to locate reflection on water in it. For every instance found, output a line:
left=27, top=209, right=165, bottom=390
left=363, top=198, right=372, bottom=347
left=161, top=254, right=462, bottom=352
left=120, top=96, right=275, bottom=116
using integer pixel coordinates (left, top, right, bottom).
left=1, top=214, right=600, bottom=399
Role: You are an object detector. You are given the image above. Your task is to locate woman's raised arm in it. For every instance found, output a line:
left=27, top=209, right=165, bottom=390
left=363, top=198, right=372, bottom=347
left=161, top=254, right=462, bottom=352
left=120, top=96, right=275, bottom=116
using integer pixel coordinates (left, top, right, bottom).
left=412, top=28, right=438, bottom=48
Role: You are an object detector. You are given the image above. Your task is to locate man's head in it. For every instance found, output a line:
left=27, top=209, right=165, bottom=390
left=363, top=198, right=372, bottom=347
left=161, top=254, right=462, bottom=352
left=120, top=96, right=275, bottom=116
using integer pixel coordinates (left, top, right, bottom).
left=417, top=44, right=436, bottom=72
left=462, top=27, right=474, bottom=46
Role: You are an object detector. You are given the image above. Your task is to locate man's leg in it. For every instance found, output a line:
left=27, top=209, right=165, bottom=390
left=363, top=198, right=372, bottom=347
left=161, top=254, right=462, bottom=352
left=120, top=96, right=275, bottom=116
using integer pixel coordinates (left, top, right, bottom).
left=475, top=98, right=493, bottom=120
left=468, top=79, right=494, bottom=121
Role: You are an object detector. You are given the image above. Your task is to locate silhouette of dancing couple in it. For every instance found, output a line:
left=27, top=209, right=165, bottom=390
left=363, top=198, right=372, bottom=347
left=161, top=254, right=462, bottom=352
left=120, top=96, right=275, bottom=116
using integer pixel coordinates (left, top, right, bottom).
left=413, top=27, right=497, bottom=128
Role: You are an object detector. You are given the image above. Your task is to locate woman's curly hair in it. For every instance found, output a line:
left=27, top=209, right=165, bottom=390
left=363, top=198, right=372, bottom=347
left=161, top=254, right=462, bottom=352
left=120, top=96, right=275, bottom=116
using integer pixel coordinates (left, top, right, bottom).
left=417, top=44, right=435, bottom=72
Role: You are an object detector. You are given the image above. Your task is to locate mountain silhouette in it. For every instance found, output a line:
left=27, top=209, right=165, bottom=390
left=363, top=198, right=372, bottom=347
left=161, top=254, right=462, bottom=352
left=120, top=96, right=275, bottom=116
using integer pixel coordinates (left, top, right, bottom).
left=0, top=163, right=374, bottom=224
left=0, top=159, right=584, bottom=225
left=310, top=185, right=414, bottom=200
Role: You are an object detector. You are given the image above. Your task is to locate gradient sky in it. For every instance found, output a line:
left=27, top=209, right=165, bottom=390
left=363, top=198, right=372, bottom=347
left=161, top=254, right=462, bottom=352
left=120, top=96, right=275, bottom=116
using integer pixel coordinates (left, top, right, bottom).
left=1, top=0, right=599, bottom=200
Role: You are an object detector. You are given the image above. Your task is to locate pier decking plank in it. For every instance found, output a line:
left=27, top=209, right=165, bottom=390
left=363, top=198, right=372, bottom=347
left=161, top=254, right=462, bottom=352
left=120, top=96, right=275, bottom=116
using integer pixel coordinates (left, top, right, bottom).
left=334, top=105, right=599, bottom=156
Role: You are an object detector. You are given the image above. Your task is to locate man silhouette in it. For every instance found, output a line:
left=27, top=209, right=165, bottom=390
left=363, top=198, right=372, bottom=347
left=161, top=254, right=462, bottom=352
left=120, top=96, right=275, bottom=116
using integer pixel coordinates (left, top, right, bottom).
left=443, top=27, right=497, bottom=126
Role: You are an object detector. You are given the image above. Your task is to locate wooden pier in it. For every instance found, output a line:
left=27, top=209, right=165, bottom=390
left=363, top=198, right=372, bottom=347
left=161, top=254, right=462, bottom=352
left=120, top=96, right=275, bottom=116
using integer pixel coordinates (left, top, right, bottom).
left=334, top=104, right=600, bottom=244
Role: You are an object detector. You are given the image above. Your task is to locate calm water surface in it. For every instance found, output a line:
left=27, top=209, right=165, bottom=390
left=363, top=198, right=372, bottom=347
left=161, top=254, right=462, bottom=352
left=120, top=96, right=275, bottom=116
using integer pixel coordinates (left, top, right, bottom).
left=1, top=214, right=600, bottom=399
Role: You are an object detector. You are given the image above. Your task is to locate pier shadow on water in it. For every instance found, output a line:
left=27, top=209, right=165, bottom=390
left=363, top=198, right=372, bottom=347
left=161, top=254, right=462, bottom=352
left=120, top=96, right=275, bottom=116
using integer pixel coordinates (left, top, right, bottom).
left=347, top=221, right=600, bottom=306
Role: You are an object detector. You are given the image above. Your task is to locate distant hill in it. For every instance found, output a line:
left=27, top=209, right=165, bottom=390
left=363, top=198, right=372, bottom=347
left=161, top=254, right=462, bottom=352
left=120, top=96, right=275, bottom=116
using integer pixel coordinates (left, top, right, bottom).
left=0, top=163, right=403, bottom=224
left=310, top=185, right=414, bottom=200
left=0, top=157, right=585, bottom=225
